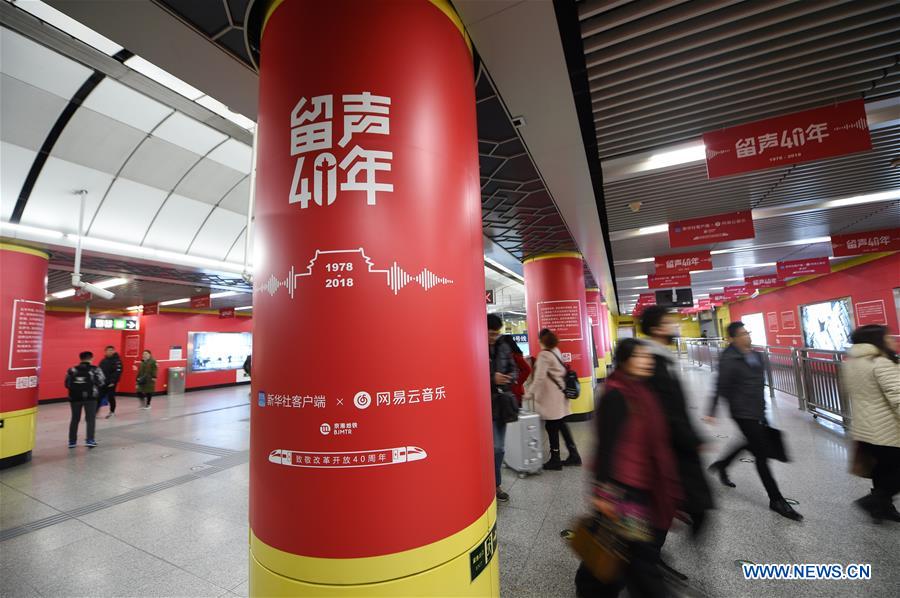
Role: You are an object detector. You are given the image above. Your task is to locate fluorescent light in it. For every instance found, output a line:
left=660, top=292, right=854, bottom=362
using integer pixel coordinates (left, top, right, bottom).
left=51, top=288, right=76, bottom=299
left=94, top=277, right=128, bottom=289
left=645, top=143, right=706, bottom=170
left=0, top=221, right=64, bottom=239
left=484, top=257, right=525, bottom=282
left=14, top=0, right=123, bottom=55
left=159, top=298, right=190, bottom=306
left=125, top=305, right=143, bottom=311
left=210, top=291, right=238, bottom=299
left=124, top=56, right=205, bottom=100
left=195, top=95, right=256, bottom=130
left=235, top=305, right=253, bottom=311
left=824, top=189, right=900, bottom=209
left=616, top=275, right=648, bottom=281
left=636, top=224, right=668, bottom=236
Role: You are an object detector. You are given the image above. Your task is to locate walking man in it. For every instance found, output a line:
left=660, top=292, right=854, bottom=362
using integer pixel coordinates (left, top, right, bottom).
left=488, top=314, right=518, bottom=503
left=65, top=351, right=105, bottom=448
left=98, top=345, right=122, bottom=418
left=706, top=321, right=803, bottom=521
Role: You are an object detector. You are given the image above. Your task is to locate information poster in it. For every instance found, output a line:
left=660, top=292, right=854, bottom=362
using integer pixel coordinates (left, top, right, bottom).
left=855, top=300, right=887, bottom=326
left=537, top=301, right=584, bottom=342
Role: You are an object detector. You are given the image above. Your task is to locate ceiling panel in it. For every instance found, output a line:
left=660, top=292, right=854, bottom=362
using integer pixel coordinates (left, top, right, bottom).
left=217, top=176, right=250, bottom=214
left=207, top=138, right=252, bottom=174
left=0, top=74, right=67, bottom=150
left=142, top=193, right=212, bottom=253
left=190, top=206, right=245, bottom=260
left=51, top=107, right=146, bottom=175
left=0, top=142, right=36, bottom=221
left=20, top=156, right=110, bottom=233
left=81, top=78, right=172, bottom=133
left=0, top=26, right=91, bottom=99
left=89, top=178, right=167, bottom=243
left=174, top=158, right=245, bottom=204
left=224, top=228, right=246, bottom=263
left=117, top=135, right=200, bottom=191
left=153, top=111, right=227, bottom=155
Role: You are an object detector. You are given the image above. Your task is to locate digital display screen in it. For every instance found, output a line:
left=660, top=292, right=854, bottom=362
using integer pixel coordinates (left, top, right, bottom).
left=655, top=288, right=693, bottom=307
left=188, top=332, right=252, bottom=373
left=800, top=298, right=853, bottom=351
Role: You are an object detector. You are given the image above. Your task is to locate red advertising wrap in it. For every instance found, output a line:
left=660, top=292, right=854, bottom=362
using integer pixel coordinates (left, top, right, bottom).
left=250, top=1, right=495, bottom=593
left=831, top=227, right=900, bottom=257
left=777, top=257, right=831, bottom=278
left=648, top=273, right=691, bottom=289
left=746, top=275, right=784, bottom=289
left=703, top=99, right=872, bottom=179
left=0, top=244, right=48, bottom=461
left=654, top=251, right=713, bottom=274
left=668, top=211, right=755, bottom=248
left=524, top=253, right=593, bottom=416
left=724, top=285, right=753, bottom=299
left=585, top=288, right=605, bottom=362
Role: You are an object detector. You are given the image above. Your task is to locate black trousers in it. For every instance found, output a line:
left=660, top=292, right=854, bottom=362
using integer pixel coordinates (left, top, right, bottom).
left=718, top=418, right=783, bottom=501
left=69, top=400, right=97, bottom=444
left=862, top=442, right=900, bottom=503
left=545, top=419, right=577, bottom=454
left=139, top=392, right=153, bottom=406
left=575, top=529, right=668, bottom=598
left=99, top=385, right=117, bottom=413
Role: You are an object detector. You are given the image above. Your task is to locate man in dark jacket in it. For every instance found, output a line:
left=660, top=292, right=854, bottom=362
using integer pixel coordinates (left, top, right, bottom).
left=98, top=345, right=122, bottom=418
left=706, top=322, right=803, bottom=521
left=65, top=351, right=105, bottom=448
left=640, top=306, right=713, bottom=536
left=488, top=314, right=518, bottom=503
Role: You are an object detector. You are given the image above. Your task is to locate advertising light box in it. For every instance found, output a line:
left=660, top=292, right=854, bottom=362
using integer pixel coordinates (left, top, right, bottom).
left=188, top=331, right=252, bottom=373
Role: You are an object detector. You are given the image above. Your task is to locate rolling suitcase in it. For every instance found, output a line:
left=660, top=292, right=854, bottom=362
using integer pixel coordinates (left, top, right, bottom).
left=504, top=399, right=543, bottom=477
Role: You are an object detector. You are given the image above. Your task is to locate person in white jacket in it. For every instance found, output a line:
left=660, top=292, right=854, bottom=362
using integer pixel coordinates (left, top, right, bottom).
left=526, top=329, right=581, bottom=470
left=842, top=324, right=900, bottom=523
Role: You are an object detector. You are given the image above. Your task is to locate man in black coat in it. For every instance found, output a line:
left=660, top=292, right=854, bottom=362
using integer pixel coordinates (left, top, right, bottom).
left=705, top=322, right=803, bottom=521
left=98, top=345, right=122, bottom=419
left=640, top=306, right=713, bottom=536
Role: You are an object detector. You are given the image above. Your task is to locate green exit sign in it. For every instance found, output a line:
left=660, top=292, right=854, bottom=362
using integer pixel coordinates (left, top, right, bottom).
left=87, top=316, right=139, bottom=331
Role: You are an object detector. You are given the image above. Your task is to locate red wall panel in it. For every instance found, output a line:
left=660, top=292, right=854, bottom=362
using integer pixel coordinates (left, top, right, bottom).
left=728, top=254, right=899, bottom=347
left=40, top=310, right=252, bottom=400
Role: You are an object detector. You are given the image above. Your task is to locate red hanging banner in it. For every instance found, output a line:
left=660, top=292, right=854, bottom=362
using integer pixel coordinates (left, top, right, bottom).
left=219, top=307, right=235, bottom=319
left=647, top=273, right=691, bottom=289
left=830, top=227, right=900, bottom=257
left=143, top=302, right=158, bottom=315
left=702, top=99, right=872, bottom=179
left=745, top=275, right=784, bottom=289
left=710, top=292, right=726, bottom=305
left=724, top=285, right=753, bottom=299
left=636, top=292, right=656, bottom=306
left=667, top=211, right=754, bottom=248
left=698, top=298, right=712, bottom=310
left=776, top=257, right=830, bottom=278
left=654, top=250, right=713, bottom=274
left=190, top=294, right=210, bottom=309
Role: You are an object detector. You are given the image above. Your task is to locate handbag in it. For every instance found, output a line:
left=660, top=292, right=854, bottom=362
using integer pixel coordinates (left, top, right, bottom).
left=569, top=512, right=628, bottom=583
left=763, top=424, right=789, bottom=462
left=849, top=441, right=875, bottom=479
left=493, top=390, right=519, bottom=424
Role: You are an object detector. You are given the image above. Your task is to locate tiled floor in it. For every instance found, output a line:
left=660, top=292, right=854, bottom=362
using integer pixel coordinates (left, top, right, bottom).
left=1, top=361, right=898, bottom=597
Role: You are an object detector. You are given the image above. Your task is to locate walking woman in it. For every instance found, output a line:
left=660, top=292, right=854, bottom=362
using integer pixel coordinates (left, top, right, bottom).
left=843, top=325, right=900, bottom=522
left=136, top=350, right=158, bottom=410
left=527, top=329, right=580, bottom=470
left=575, top=338, right=682, bottom=597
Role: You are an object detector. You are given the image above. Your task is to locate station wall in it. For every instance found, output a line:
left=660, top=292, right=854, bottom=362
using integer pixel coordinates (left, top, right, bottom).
left=40, top=309, right=252, bottom=401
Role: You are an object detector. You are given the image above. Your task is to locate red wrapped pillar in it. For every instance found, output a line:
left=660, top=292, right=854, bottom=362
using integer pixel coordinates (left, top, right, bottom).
left=523, top=252, right=594, bottom=418
left=585, top=287, right=606, bottom=378
left=249, top=0, right=497, bottom=594
left=0, top=243, right=48, bottom=468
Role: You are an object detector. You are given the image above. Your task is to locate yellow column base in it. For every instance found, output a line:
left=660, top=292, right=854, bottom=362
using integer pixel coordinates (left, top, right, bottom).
left=0, top=407, right=37, bottom=460
left=568, top=377, right=595, bottom=418
left=250, top=502, right=499, bottom=596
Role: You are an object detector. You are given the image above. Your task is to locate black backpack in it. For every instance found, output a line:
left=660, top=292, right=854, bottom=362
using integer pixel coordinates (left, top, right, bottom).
left=68, top=364, right=97, bottom=400
left=546, top=350, right=580, bottom=400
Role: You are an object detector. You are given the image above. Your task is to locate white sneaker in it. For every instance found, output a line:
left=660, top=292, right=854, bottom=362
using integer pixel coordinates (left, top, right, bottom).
left=105, top=413, right=115, bottom=419
left=142, top=405, right=151, bottom=410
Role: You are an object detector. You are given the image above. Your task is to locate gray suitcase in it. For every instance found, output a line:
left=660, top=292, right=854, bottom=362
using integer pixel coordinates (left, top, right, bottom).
left=504, top=401, right=543, bottom=477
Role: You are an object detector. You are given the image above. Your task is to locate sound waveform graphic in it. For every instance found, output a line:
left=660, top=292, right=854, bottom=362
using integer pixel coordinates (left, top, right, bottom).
left=255, top=249, right=454, bottom=298
left=834, top=117, right=868, bottom=132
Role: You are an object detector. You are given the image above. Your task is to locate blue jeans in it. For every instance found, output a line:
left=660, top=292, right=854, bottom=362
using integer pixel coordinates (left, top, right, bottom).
left=493, top=419, right=506, bottom=487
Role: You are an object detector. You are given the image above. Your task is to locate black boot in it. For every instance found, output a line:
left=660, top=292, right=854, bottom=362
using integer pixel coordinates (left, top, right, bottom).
left=708, top=461, right=736, bottom=488
left=543, top=450, right=562, bottom=471
left=884, top=503, right=900, bottom=523
left=770, top=498, right=803, bottom=521
left=562, top=445, right=582, bottom=467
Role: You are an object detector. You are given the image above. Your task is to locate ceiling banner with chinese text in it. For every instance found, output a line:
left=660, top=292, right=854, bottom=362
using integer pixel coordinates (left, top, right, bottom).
left=702, top=99, right=871, bottom=179
left=831, top=227, right=900, bottom=256
left=668, top=211, right=754, bottom=248
left=654, top=250, right=713, bottom=274
left=647, top=273, right=692, bottom=289
left=776, top=257, right=830, bottom=278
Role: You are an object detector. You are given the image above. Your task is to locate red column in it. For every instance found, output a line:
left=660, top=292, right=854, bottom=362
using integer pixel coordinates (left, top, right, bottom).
left=249, top=1, right=496, bottom=593
left=0, top=243, right=48, bottom=467
left=585, top=288, right=606, bottom=378
left=523, top=252, right=594, bottom=418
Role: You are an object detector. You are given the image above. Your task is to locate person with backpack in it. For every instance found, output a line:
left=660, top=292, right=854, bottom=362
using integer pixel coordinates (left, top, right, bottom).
left=65, top=351, right=105, bottom=448
left=98, top=345, right=122, bottom=418
left=527, top=328, right=581, bottom=470
left=136, top=350, right=158, bottom=409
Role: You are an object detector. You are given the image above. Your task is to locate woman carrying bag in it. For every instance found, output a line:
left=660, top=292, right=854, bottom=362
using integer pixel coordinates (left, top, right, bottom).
left=136, top=350, right=158, bottom=410
left=526, top=328, right=581, bottom=470
left=843, top=325, right=900, bottom=523
left=574, top=338, right=682, bottom=597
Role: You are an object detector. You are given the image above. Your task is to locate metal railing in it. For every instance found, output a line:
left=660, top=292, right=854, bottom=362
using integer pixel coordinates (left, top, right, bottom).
left=676, top=338, right=850, bottom=428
